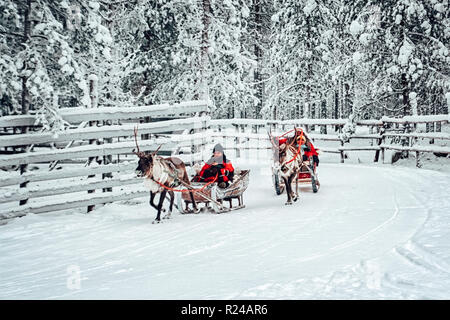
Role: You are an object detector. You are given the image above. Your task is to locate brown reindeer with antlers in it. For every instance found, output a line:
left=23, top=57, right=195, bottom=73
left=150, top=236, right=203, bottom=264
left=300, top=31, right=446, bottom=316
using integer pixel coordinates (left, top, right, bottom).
left=133, top=127, right=198, bottom=223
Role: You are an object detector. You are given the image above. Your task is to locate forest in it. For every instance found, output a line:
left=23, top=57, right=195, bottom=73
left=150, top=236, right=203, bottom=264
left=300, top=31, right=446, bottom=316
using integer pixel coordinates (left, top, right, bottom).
left=0, top=0, right=449, bottom=129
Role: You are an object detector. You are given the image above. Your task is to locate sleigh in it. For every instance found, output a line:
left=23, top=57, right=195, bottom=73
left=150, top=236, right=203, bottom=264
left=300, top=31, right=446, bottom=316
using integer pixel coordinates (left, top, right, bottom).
left=177, top=169, right=250, bottom=214
left=270, top=128, right=320, bottom=195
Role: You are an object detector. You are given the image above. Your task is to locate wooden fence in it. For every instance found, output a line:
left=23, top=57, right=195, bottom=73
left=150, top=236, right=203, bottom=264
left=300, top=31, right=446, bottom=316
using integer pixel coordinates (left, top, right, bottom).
left=209, top=114, right=450, bottom=165
left=0, top=100, right=211, bottom=221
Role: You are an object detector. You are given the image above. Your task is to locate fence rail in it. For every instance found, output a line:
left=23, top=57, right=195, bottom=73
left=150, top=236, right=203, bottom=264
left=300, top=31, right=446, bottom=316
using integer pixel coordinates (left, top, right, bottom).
left=209, top=114, right=450, bottom=166
left=0, top=100, right=210, bottom=128
left=0, top=117, right=208, bottom=148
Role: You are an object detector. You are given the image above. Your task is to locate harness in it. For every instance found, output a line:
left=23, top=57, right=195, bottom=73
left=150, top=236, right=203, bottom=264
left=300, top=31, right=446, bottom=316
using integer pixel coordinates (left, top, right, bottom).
left=151, top=175, right=218, bottom=193
left=284, top=143, right=302, bottom=165
left=148, top=157, right=218, bottom=193
left=282, top=129, right=304, bottom=166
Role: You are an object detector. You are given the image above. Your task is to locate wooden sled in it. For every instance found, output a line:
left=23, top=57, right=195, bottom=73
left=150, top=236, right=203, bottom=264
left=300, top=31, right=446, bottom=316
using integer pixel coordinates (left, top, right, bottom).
left=178, top=169, right=250, bottom=214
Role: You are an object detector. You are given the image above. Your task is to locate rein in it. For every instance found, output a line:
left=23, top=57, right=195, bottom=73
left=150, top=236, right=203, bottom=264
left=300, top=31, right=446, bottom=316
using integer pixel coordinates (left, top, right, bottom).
left=284, top=143, right=302, bottom=165
left=281, top=129, right=304, bottom=165
left=151, top=174, right=218, bottom=193
left=147, top=157, right=218, bottom=193
left=280, top=128, right=295, bottom=137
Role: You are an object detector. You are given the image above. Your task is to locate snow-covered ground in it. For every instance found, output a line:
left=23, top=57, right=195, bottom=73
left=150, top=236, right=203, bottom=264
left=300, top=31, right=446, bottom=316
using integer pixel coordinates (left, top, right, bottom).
left=1, top=153, right=449, bottom=299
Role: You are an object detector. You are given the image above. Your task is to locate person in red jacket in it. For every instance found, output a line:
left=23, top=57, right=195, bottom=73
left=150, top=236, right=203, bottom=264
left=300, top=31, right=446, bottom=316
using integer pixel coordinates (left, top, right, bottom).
left=193, top=143, right=234, bottom=188
left=301, top=136, right=319, bottom=167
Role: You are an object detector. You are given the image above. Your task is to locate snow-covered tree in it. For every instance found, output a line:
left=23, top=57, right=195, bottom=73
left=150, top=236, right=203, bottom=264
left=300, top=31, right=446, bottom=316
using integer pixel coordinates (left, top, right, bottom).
left=265, top=0, right=334, bottom=120
left=123, top=0, right=256, bottom=118
left=365, top=0, right=449, bottom=119
left=0, top=0, right=83, bottom=130
left=1, top=0, right=448, bottom=123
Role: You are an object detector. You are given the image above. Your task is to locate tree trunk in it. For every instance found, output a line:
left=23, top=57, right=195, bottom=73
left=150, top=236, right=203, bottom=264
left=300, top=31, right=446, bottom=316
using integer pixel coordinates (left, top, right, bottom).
left=344, top=82, right=353, bottom=118
left=401, top=73, right=410, bottom=117
left=320, top=100, right=327, bottom=134
left=334, top=89, right=339, bottom=120
left=199, top=0, right=211, bottom=100
left=253, top=0, right=263, bottom=118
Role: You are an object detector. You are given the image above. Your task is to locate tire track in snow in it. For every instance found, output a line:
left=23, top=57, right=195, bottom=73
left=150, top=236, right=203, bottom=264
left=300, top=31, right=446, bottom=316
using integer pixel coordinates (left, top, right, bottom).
left=386, top=169, right=450, bottom=275
left=294, top=194, right=400, bottom=263
left=272, top=166, right=411, bottom=264
left=394, top=239, right=450, bottom=276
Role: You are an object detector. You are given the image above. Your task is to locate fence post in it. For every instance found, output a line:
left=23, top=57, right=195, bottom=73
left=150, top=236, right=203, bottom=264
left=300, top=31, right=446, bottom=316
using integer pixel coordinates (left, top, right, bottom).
left=374, top=126, right=385, bottom=163
left=234, top=124, right=240, bottom=158
left=201, top=114, right=208, bottom=162
left=19, top=128, right=29, bottom=206
left=102, top=119, right=113, bottom=192
left=19, top=163, right=28, bottom=206
left=369, top=126, right=374, bottom=146
left=404, top=122, right=410, bottom=158
left=340, top=140, right=345, bottom=163
left=87, top=119, right=97, bottom=213
left=87, top=75, right=98, bottom=213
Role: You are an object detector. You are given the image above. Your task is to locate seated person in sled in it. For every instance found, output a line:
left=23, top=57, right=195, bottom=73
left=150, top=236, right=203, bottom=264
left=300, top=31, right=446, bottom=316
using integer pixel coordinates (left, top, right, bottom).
left=193, top=143, right=234, bottom=188
left=300, top=135, right=319, bottom=168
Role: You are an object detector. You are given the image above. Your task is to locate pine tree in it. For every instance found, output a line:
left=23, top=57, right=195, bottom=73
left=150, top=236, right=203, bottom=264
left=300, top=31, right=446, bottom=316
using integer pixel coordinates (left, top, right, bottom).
left=0, top=0, right=85, bottom=130
left=265, top=0, right=330, bottom=120
left=366, top=0, right=449, bottom=118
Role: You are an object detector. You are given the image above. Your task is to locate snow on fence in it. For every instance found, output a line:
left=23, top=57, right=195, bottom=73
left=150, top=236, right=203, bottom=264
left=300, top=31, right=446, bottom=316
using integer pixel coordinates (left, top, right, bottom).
left=209, top=114, right=450, bottom=165
left=0, top=100, right=211, bottom=220
left=0, top=100, right=209, bottom=129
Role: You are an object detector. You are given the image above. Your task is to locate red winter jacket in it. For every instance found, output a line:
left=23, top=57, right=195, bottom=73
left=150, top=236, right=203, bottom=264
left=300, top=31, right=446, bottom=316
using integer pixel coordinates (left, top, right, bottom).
left=304, top=142, right=318, bottom=157
left=196, top=161, right=234, bottom=182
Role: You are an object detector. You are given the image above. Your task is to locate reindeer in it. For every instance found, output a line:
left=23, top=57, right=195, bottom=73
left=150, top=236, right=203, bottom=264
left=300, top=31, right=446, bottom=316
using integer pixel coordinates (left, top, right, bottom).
left=133, top=127, right=198, bottom=223
left=270, top=128, right=304, bottom=205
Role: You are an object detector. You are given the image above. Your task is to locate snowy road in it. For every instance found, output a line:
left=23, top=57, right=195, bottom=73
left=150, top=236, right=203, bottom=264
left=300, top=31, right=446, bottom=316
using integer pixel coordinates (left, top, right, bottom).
left=1, top=159, right=450, bottom=299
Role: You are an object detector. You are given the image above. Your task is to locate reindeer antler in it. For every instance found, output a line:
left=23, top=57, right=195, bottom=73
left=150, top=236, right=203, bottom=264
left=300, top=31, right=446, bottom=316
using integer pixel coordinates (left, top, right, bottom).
left=151, top=144, right=163, bottom=156
left=133, top=126, right=144, bottom=157
left=267, top=129, right=279, bottom=150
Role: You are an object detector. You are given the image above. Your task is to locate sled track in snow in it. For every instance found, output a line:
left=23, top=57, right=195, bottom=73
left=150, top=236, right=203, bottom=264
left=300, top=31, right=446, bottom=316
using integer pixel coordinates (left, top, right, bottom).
left=0, top=161, right=449, bottom=299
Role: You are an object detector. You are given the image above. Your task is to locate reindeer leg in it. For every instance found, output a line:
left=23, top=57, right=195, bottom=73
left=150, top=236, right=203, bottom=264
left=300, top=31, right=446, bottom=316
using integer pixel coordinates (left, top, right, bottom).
left=149, top=191, right=157, bottom=210
left=153, top=190, right=167, bottom=223
left=189, top=191, right=198, bottom=213
left=150, top=191, right=164, bottom=213
left=163, top=191, right=174, bottom=219
left=169, top=190, right=175, bottom=213
left=283, top=176, right=292, bottom=205
left=288, top=175, right=295, bottom=203
left=292, top=172, right=299, bottom=202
